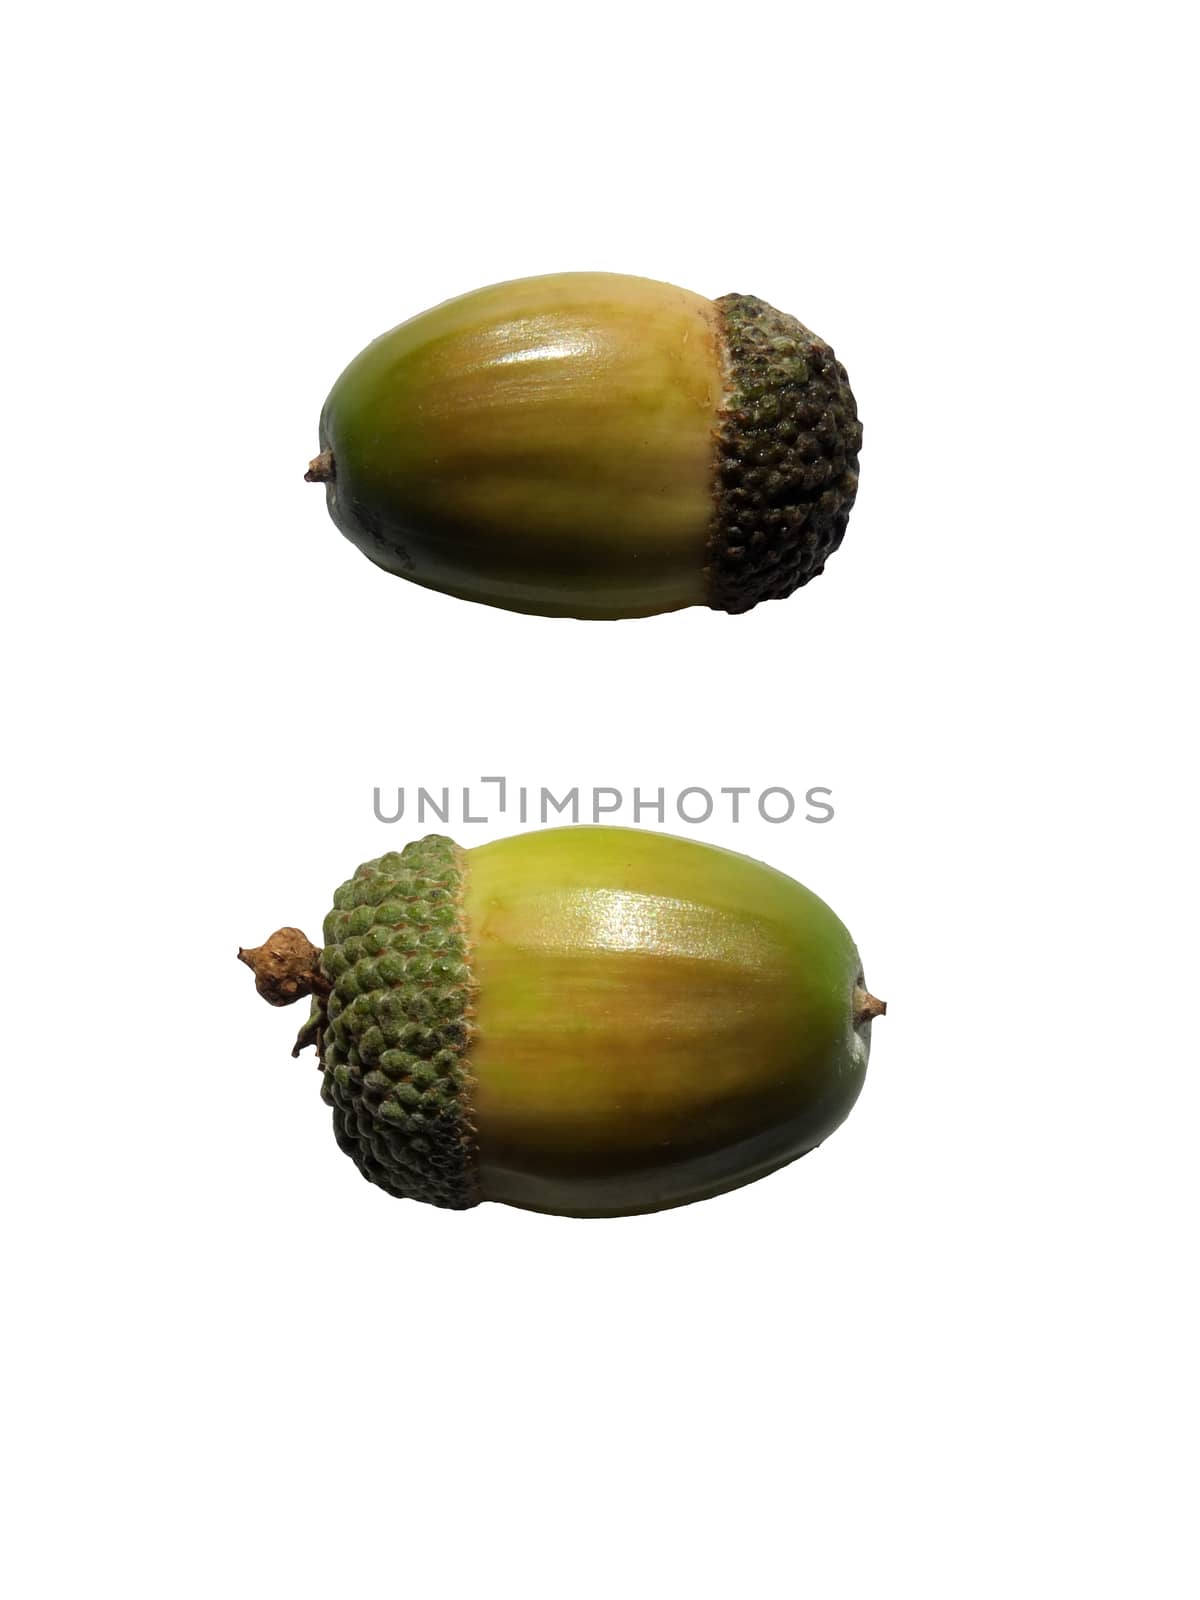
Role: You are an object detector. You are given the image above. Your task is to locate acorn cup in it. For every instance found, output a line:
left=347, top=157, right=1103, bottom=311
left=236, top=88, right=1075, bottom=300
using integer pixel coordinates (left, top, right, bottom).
left=238, top=828, right=885, bottom=1217
left=306, top=273, right=862, bottom=619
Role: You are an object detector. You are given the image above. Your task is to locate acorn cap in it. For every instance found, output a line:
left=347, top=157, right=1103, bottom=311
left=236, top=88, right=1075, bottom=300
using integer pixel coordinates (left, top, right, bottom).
left=240, top=837, right=479, bottom=1207
left=707, top=295, right=862, bottom=612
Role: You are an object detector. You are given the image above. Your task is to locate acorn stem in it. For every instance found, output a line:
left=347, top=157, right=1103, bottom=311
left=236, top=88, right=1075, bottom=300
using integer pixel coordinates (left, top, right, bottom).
left=292, top=1010, right=325, bottom=1060
left=305, top=450, right=335, bottom=483
left=853, top=987, right=887, bottom=1025
left=238, top=928, right=331, bottom=1007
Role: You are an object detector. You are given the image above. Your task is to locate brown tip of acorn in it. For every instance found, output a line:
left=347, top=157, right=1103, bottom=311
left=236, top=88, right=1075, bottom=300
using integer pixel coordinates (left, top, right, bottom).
left=238, top=928, right=331, bottom=1007
left=304, top=449, right=335, bottom=484
left=853, top=988, right=887, bottom=1025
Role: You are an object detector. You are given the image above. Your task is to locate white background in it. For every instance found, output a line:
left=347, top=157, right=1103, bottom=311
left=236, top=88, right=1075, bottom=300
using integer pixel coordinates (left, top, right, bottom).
left=4, top=3, right=1196, bottom=1596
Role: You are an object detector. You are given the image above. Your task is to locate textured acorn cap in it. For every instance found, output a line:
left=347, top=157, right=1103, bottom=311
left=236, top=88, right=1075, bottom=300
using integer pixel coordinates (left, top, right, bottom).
left=315, top=836, right=479, bottom=1208
left=238, top=839, right=480, bottom=1208
left=706, top=295, right=862, bottom=611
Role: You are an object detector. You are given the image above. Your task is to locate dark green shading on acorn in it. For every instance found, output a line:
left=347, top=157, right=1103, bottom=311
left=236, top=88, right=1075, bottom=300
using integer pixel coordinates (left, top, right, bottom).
left=238, top=828, right=885, bottom=1217
left=305, top=273, right=862, bottom=619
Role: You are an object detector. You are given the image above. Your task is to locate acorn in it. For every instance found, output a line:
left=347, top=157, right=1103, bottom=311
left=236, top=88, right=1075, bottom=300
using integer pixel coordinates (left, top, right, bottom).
left=305, top=273, right=862, bottom=618
left=238, top=828, right=885, bottom=1217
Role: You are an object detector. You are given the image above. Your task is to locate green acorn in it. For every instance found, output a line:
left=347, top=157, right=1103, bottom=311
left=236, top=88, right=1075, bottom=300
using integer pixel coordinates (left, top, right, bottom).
left=306, top=273, right=862, bottom=619
left=238, top=828, right=885, bottom=1217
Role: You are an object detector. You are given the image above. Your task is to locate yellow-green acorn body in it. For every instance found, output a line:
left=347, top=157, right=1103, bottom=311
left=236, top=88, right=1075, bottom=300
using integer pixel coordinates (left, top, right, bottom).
left=306, top=274, right=862, bottom=619
left=239, top=828, right=885, bottom=1217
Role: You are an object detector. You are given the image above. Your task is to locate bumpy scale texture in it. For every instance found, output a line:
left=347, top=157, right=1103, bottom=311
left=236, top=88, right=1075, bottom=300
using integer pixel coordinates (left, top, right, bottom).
left=706, top=295, right=863, bottom=613
left=313, top=836, right=479, bottom=1207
